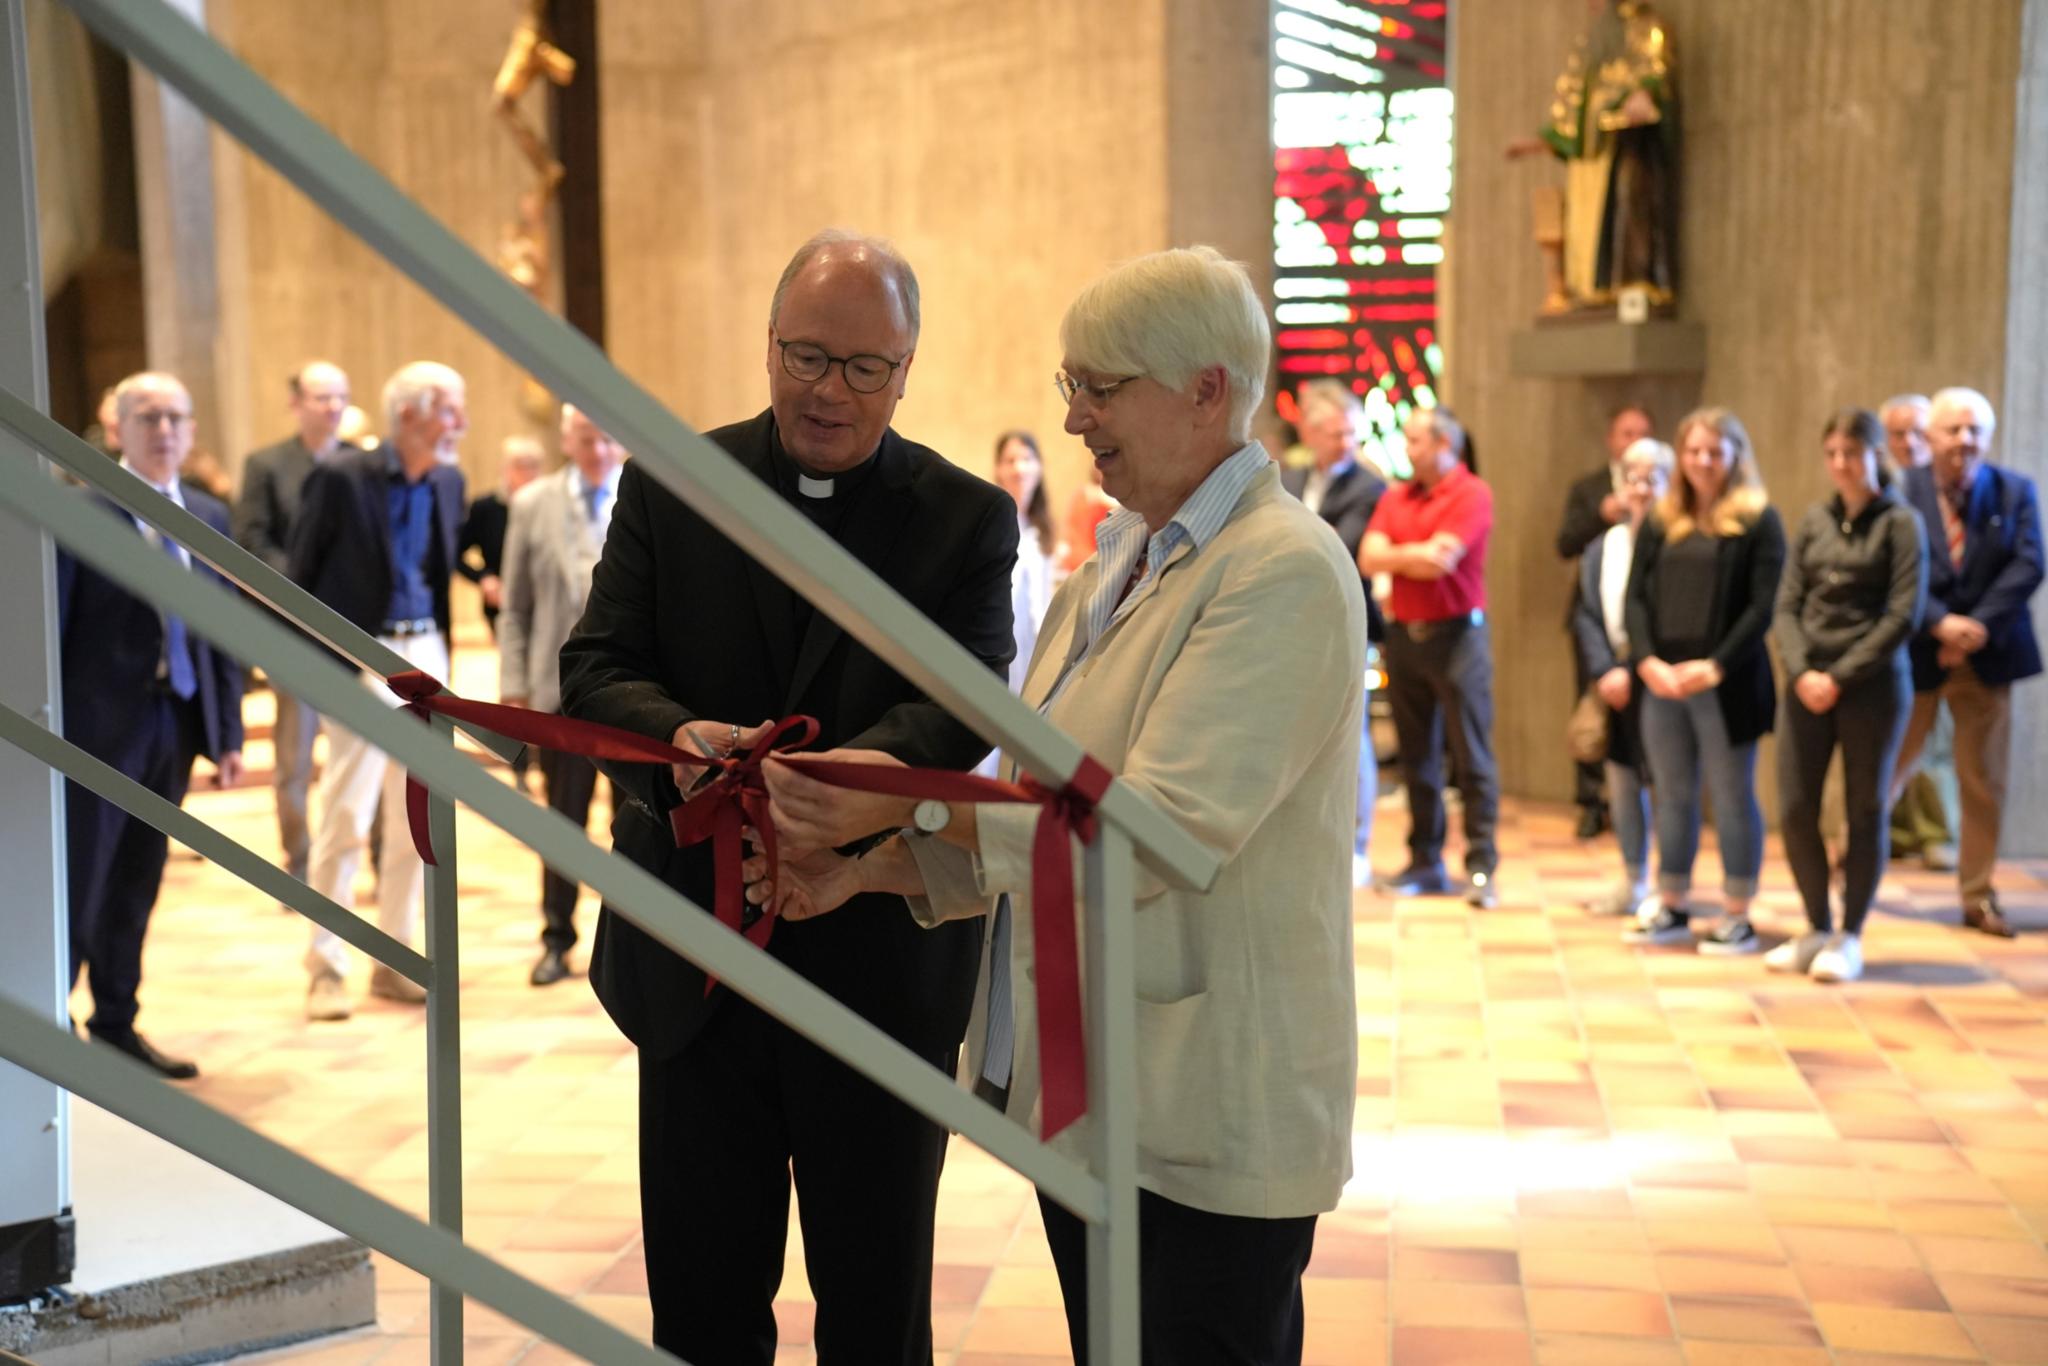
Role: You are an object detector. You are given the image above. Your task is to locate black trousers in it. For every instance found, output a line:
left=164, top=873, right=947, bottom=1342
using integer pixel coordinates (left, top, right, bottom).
left=536, top=743, right=603, bottom=952
left=1383, top=618, right=1499, bottom=874
left=1039, top=1188, right=1318, bottom=1366
left=1778, top=665, right=1912, bottom=935
left=66, top=693, right=199, bottom=1036
left=1571, top=653, right=1606, bottom=811
left=637, top=997, right=955, bottom=1366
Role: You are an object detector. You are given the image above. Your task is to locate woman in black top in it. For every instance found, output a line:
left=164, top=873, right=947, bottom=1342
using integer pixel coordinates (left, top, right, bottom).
left=1623, top=407, right=1785, bottom=955
left=1768, top=409, right=1928, bottom=983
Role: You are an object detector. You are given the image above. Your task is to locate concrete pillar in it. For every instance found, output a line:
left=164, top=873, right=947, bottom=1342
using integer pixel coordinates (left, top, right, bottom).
left=1999, top=0, right=2048, bottom=854
left=0, top=0, right=73, bottom=1302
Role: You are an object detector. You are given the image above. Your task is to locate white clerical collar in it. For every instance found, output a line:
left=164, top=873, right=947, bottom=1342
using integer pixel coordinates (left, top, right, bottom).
left=796, top=473, right=835, bottom=500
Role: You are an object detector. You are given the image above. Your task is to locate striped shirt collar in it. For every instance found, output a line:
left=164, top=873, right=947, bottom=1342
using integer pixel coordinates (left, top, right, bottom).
left=1085, top=440, right=1271, bottom=647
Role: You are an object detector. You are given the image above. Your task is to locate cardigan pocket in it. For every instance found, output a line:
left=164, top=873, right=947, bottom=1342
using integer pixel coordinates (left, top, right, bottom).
left=1134, top=991, right=1230, bottom=1169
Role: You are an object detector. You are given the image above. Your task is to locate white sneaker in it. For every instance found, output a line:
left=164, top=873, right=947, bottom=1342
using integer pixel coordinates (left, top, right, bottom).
left=1765, top=931, right=1828, bottom=975
left=1811, top=934, right=1864, bottom=983
left=1587, top=880, right=1650, bottom=916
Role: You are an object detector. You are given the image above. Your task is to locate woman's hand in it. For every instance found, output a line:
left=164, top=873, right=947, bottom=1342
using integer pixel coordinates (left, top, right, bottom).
left=1596, top=666, right=1633, bottom=710
left=1793, top=670, right=1841, bottom=715
left=761, top=749, right=914, bottom=857
left=1673, top=658, right=1724, bottom=696
left=1638, top=656, right=1681, bottom=700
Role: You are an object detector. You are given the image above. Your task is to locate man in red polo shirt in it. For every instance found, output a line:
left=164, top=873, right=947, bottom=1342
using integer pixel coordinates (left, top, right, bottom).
left=1360, top=406, right=1500, bottom=907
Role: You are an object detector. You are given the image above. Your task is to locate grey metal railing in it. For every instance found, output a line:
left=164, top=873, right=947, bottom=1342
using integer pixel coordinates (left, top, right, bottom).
left=0, top=1, right=1227, bottom=1362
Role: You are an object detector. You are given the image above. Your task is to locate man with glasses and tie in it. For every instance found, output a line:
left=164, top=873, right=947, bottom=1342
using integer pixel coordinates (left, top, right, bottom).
left=289, top=361, right=468, bottom=1020
left=1890, top=387, right=2044, bottom=938
left=561, top=228, right=1016, bottom=1366
left=59, top=371, right=245, bottom=1079
left=498, top=403, right=626, bottom=987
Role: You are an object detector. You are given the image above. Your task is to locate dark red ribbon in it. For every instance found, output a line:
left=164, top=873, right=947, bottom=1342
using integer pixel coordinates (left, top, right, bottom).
left=771, top=753, right=1114, bottom=1137
left=384, top=670, right=1111, bottom=1135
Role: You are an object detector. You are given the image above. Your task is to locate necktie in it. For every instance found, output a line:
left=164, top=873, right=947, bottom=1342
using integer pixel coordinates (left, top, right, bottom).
left=1941, top=488, right=1966, bottom=568
left=583, top=480, right=606, bottom=525
left=156, top=531, right=198, bottom=700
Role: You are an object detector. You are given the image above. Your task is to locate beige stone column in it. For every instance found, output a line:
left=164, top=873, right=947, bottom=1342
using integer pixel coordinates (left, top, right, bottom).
left=129, top=0, right=250, bottom=469
left=1999, top=0, right=2048, bottom=854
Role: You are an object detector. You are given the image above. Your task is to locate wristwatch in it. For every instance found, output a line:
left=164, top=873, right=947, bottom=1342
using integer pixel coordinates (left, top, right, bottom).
left=912, top=798, right=952, bottom=834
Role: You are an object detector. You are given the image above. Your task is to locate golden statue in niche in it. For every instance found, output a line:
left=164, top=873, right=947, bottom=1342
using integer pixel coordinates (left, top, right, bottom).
left=1508, top=0, right=1677, bottom=316
left=491, top=0, right=576, bottom=419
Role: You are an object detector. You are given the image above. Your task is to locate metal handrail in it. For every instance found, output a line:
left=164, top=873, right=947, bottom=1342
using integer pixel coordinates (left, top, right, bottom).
left=0, top=449, right=1106, bottom=1220
left=0, top=700, right=427, bottom=984
left=6, top=391, right=517, bottom=765
left=0, top=996, right=677, bottom=1366
left=57, top=0, right=1217, bottom=896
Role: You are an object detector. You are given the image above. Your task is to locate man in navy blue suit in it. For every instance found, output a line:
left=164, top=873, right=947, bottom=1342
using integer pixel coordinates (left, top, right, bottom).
left=289, top=361, right=468, bottom=1020
left=60, top=371, right=245, bottom=1079
left=1890, top=387, right=2044, bottom=938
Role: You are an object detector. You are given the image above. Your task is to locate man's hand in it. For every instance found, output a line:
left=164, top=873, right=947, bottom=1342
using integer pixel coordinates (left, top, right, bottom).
left=670, top=719, right=773, bottom=797
left=1599, top=492, right=1626, bottom=525
left=1596, top=666, right=1632, bottom=710
left=1673, top=658, right=1724, bottom=697
left=1794, top=670, right=1841, bottom=715
left=1637, top=656, right=1682, bottom=700
left=761, top=748, right=914, bottom=857
left=502, top=695, right=529, bottom=710
left=1937, top=642, right=1968, bottom=670
left=1933, top=614, right=1989, bottom=653
left=480, top=573, right=503, bottom=610
left=739, top=845, right=866, bottom=922
left=214, top=749, right=244, bottom=789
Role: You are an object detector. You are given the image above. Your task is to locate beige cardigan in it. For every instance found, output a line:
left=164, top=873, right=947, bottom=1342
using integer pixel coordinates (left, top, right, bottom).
left=910, top=465, right=1364, bottom=1218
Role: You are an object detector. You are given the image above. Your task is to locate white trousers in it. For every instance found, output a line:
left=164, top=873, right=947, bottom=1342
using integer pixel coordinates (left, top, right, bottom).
left=304, top=631, right=449, bottom=980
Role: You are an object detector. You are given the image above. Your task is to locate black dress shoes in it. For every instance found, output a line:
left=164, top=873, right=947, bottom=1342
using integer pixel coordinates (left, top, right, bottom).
left=1574, top=806, right=1608, bottom=841
left=91, top=1028, right=199, bottom=1081
left=1964, top=897, right=2017, bottom=939
left=530, top=948, right=571, bottom=987
left=1373, top=864, right=1453, bottom=897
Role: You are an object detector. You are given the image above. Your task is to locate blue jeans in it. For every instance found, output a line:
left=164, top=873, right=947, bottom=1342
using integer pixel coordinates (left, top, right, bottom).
left=1605, top=759, right=1649, bottom=882
left=1639, top=691, right=1763, bottom=900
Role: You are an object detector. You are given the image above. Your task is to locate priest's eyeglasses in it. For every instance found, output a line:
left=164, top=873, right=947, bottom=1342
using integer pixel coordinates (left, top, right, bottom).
left=1054, top=371, right=1141, bottom=406
left=776, top=339, right=904, bottom=394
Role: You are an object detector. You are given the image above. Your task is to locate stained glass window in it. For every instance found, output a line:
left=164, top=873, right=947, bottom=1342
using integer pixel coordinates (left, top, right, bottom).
left=1271, top=0, right=1450, bottom=478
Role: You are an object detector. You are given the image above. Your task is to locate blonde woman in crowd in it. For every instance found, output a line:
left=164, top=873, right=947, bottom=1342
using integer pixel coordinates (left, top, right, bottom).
left=1623, top=408, right=1785, bottom=954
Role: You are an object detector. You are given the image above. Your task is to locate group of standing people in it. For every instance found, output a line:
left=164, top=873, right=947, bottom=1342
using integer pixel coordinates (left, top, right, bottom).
left=1564, top=390, right=2040, bottom=981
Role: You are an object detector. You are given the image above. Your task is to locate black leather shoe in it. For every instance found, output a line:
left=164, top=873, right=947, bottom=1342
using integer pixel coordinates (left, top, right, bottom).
left=91, top=1028, right=199, bottom=1081
left=530, top=948, right=571, bottom=986
left=1373, top=864, right=1452, bottom=897
left=1575, top=806, right=1607, bottom=840
left=1964, top=897, right=2017, bottom=939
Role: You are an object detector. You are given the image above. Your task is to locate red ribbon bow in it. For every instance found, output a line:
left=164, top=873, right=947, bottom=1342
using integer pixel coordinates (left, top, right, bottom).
left=384, top=671, right=1111, bottom=1135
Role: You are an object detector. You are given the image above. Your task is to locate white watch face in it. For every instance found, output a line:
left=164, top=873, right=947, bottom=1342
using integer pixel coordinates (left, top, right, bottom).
left=914, top=798, right=950, bottom=833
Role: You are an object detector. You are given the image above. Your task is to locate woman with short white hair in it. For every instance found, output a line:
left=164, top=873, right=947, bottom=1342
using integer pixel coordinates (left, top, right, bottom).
left=761, top=246, right=1365, bottom=1365
left=1573, top=436, right=1674, bottom=914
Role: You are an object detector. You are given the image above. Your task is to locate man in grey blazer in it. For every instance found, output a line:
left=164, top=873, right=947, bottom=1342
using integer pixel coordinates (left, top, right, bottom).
left=499, top=403, right=626, bottom=984
left=232, top=360, right=355, bottom=887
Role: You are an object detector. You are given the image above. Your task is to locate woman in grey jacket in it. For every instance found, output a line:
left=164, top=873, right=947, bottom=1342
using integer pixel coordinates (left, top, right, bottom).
left=1770, top=408, right=1929, bottom=982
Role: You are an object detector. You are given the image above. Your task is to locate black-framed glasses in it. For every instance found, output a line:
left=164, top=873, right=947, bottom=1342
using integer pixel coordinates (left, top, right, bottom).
left=1054, top=371, right=1141, bottom=406
left=775, top=338, right=905, bottom=394
left=130, top=409, right=195, bottom=429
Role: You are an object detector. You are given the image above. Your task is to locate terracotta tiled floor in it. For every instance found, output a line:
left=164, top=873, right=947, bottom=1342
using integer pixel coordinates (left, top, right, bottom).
left=85, top=634, right=2048, bottom=1364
